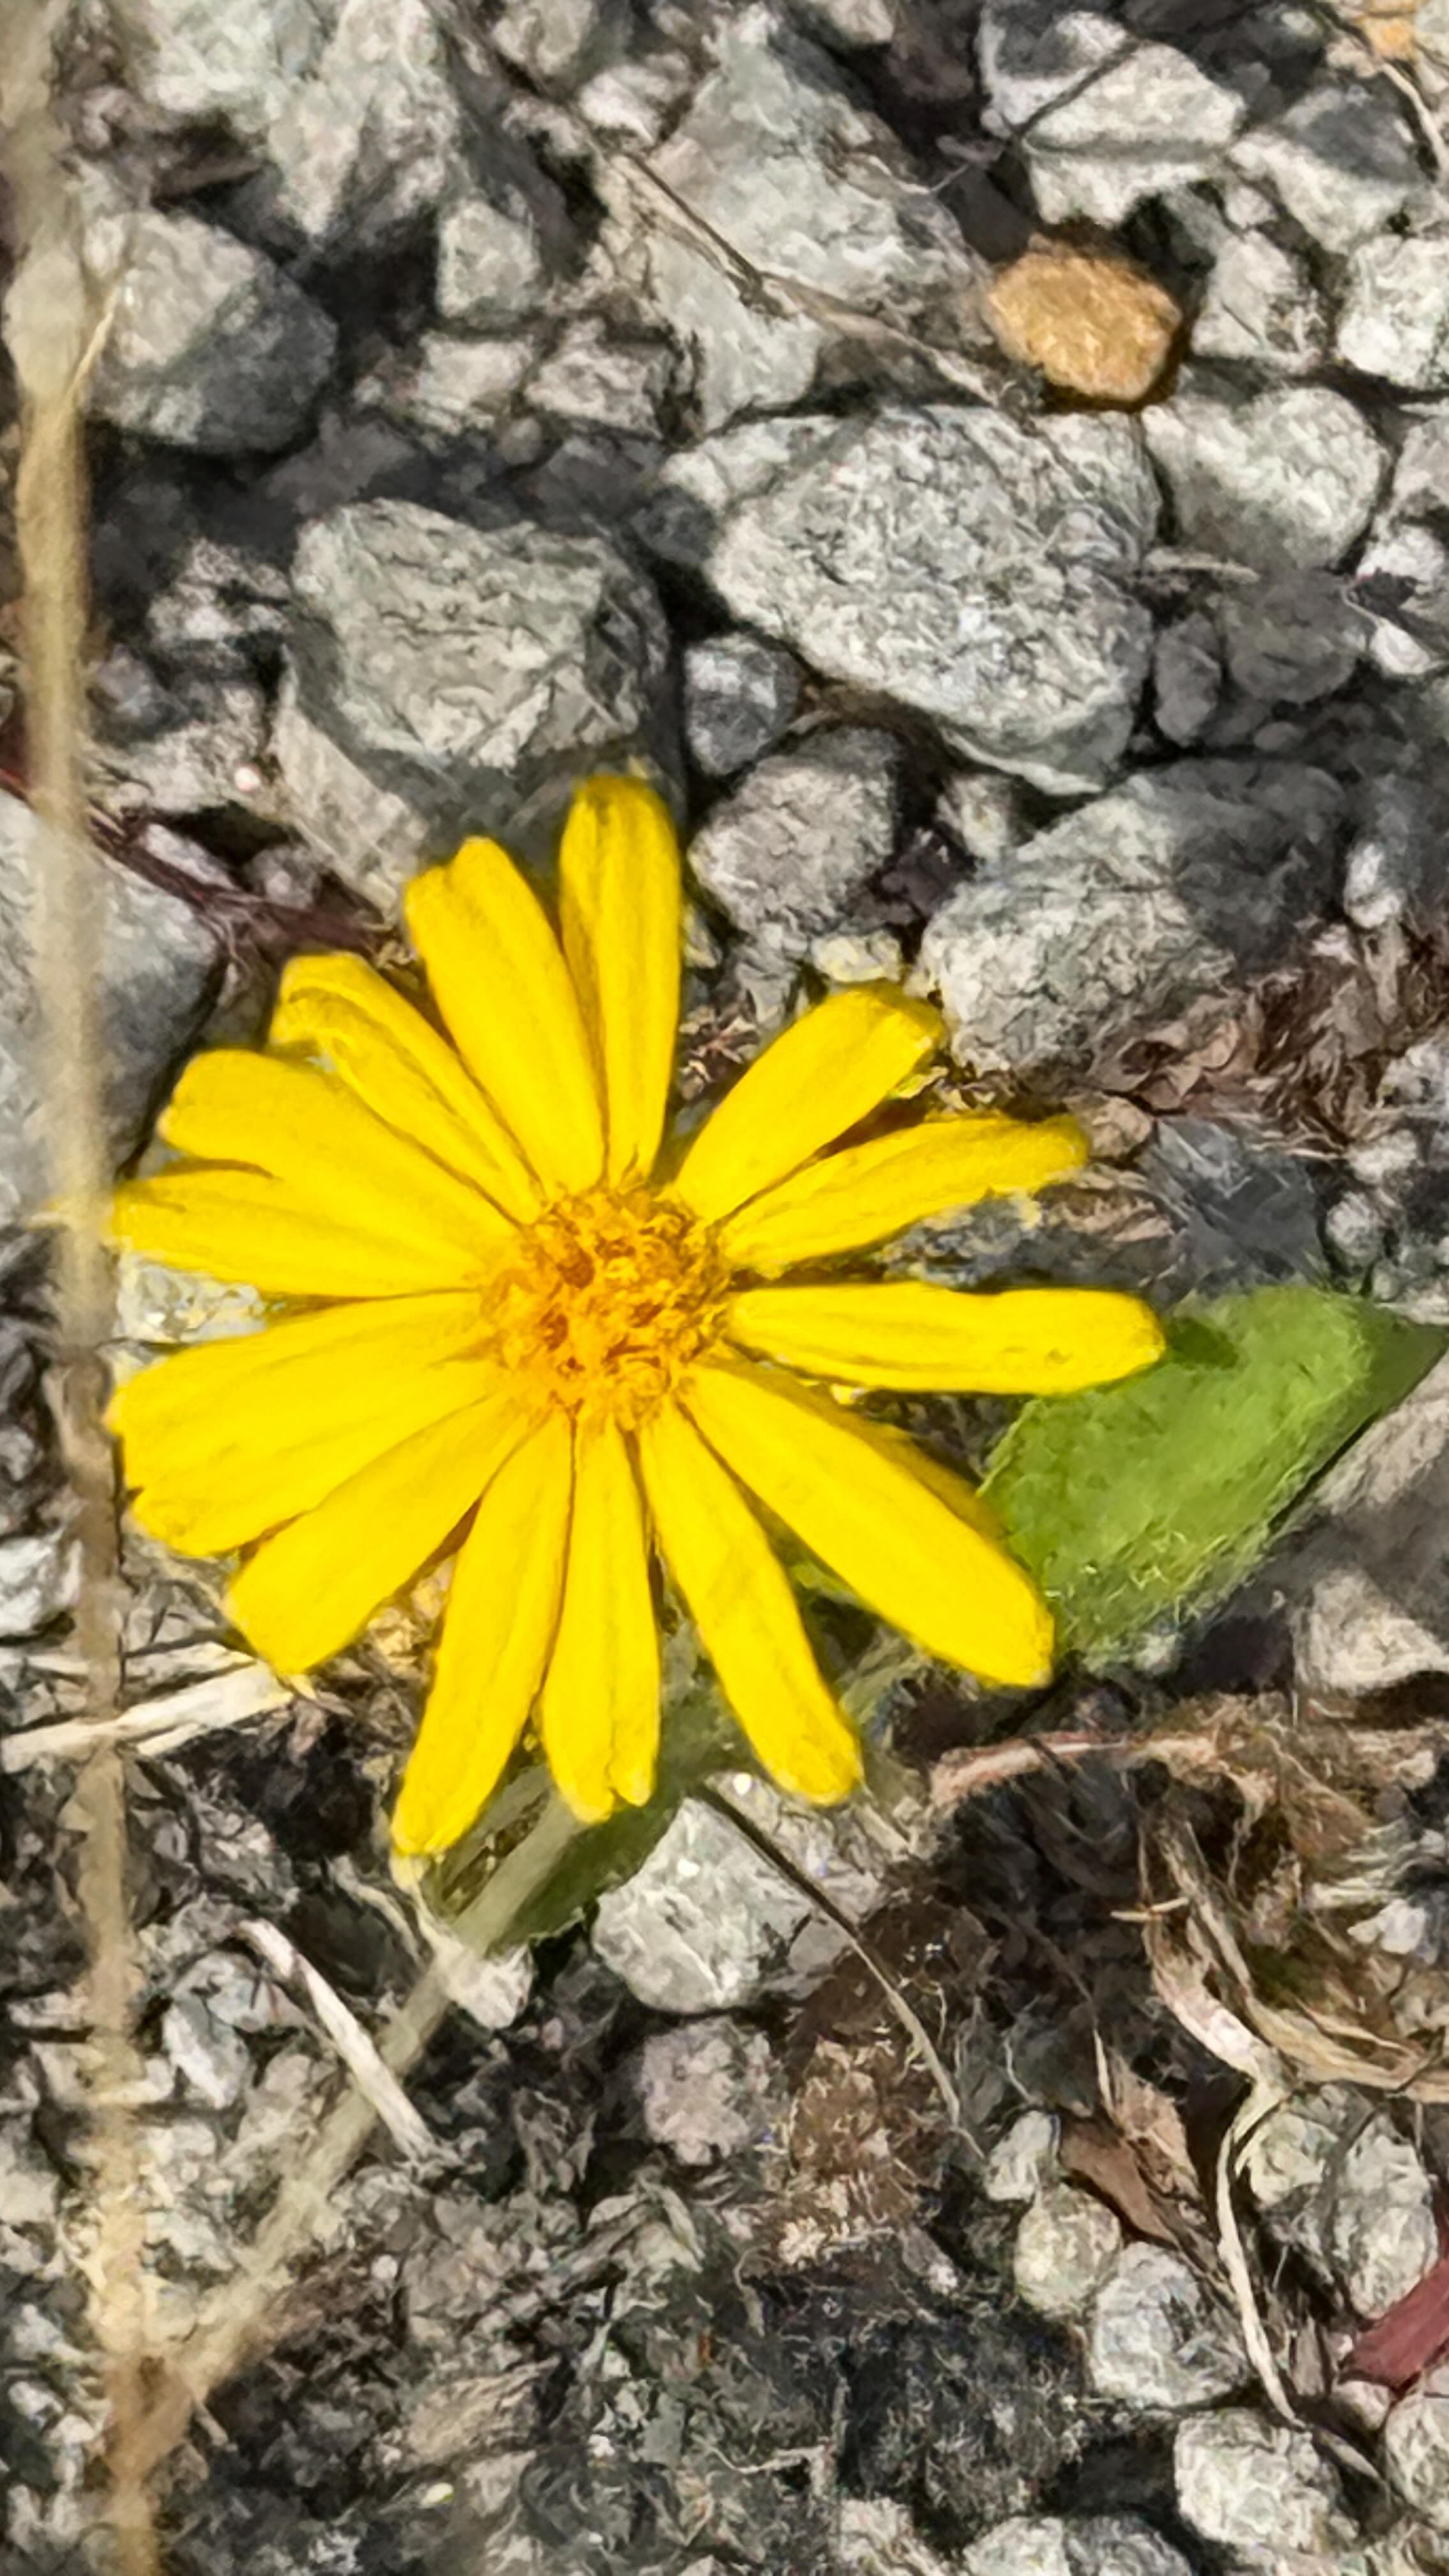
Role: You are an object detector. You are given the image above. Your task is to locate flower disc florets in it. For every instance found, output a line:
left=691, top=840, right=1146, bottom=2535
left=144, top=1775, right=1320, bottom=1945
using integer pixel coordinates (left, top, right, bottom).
left=490, top=1185, right=730, bottom=1427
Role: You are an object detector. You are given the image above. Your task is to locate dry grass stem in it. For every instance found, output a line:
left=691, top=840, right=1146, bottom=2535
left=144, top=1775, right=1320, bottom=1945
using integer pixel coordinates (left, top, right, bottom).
left=1, top=8, right=158, bottom=2565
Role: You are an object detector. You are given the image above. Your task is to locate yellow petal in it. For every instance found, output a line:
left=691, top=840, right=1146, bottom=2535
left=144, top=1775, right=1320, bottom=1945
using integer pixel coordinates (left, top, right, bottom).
left=392, top=1413, right=573, bottom=1856
left=538, top=1416, right=659, bottom=1821
left=716, top=1112, right=1088, bottom=1275
left=684, top=1359, right=1054, bottom=1689
left=109, top=1292, right=495, bottom=1554
left=559, top=776, right=682, bottom=1185
left=405, top=836, right=604, bottom=1198
left=270, top=953, right=540, bottom=1221
left=671, top=986, right=942, bottom=1225
left=158, top=1052, right=511, bottom=1275
left=725, top=1282, right=1165, bottom=1393
left=228, top=1388, right=532, bottom=1671
left=111, top=1171, right=489, bottom=1301
left=636, top=1400, right=861, bottom=1803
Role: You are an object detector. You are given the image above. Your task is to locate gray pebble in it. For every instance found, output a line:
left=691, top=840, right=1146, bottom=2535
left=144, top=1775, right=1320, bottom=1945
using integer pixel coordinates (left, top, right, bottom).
left=1013, top=2186, right=1123, bottom=2320
left=648, top=405, right=1158, bottom=793
left=636, top=2020, right=783, bottom=2165
left=90, top=210, right=336, bottom=457
left=684, top=633, right=802, bottom=778
left=0, top=1533, right=77, bottom=1638
left=1192, top=233, right=1328, bottom=378
left=983, top=2111, right=1061, bottom=2206
left=1025, top=42, right=1245, bottom=227
left=436, top=187, right=566, bottom=328
left=161, top=1994, right=252, bottom=2112
left=525, top=319, right=673, bottom=436
left=1087, top=2244, right=1247, bottom=2411
left=1153, top=612, right=1222, bottom=746
left=275, top=498, right=673, bottom=896
left=1145, top=384, right=1384, bottom=574
left=358, top=332, right=535, bottom=438
left=1357, top=521, right=1449, bottom=680
left=917, top=758, right=1342, bottom=1077
left=978, top=1, right=1132, bottom=133
left=1384, top=2366, right=1449, bottom=2533
left=1174, top=2407, right=1353, bottom=2558
left=936, top=769, right=1032, bottom=865
left=1337, top=233, right=1449, bottom=391
left=688, top=726, right=900, bottom=958
left=1231, top=80, right=1423, bottom=254
left=1216, top=572, right=1363, bottom=706
left=964, top=2515, right=1195, bottom=2576
left=491, top=0, right=627, bottom=92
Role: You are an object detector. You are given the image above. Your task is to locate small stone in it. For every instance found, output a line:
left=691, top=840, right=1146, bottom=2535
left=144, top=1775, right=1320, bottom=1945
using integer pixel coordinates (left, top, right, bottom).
left=978, top=0, right=1126, bottom=132
left=917, top=758, right=1342, bottom=1077
left=636, top=2019, right=782, bottom=2165
left=93, top=648, right=268, bottom=816
left=1343, top=771, right=1449, bottom=928
left=837, top=2497, right=959, bottom=2576
left=688, top=727, right=900, bottom=960
left=1013, top=2186, right=1123, bottom=2320
left=1192, top=233, right=1328, bottom=377
left=936, top=769, right=1032, bottom=864
left=1356, top=520, right=1449, bottom=679
left=684, top=633, right=802, bottom=778
left=275, top=498, right=673, bottom=894
left=797, top=0, right=898, bottom=42
left=986, top=243, right=1179, bottom=402
left=1336, top=233, right=1449, bottom=390
left=118, top=0, right=335, bottom=134
left=616, top=2, right=989, bottom=429
left=576, top=48, right=695, bottom=146
left=491, top=0, right=626, bottom=91
left=1329, top=2117, right=1438, bottom=2317
left=1216, top=571, right=1363, bottom=705
left=1174, top=2407, right=1353, bottom=2559
left=1153, top=613, right=1222, bottom=746
left=0, top=793, right=220, bottom=1220
left=648, top=405, right=1158, bottom=794
left=0, top=1533, right=77, bottom=1637
left=436, top=186, right=567, bottom=327
left=983, top=2111, right=1061, bottom=2205
left=1385, top=2365, right=1449, bottom=2531
left=358, top=332, right=535, bottom=437
left=1231, top=80, right=1423, bottom=253
left=1087, top=2245, right=1246, bottom=2411
left=89, top=211, right=337, bottom=456
left=525, top=319, right=673, bottom=435
left=809, top=928, right=905, bottom=985
left=1325, top=1190, right=1387, bottom=1273
left=1392, top=411, right=1449, bottom=521
left=591, top=1781, right=894, bottom=2012
left=1024, top=42, right=1245, bottom=226
left=1144, top=384, right=1384, bottom=574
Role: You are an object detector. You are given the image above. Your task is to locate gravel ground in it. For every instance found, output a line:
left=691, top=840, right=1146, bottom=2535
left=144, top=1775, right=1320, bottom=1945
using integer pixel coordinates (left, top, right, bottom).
left=10, top=1, right=1449, bottom=2570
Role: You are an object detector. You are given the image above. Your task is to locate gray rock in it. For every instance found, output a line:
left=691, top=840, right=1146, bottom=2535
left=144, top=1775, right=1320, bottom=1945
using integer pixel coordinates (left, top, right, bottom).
left=977, top=1, right=1127, bottom=132
left=1216, top=571, right=1364, bottom=705
left=613, top=2, right=990, bottom=428
left=1174, top=2408, right=1352, bottom=2560
left=1343, top=771, right=1449, bottom=930
left=1231, top=81, right=1423, bottom=253
left=491, top=0, right=627, bottom=92
left=636, top=2020, right=783, bottom=2165
left=436, top=184, right=569, bottom=328
left=93, top=648, right=268, bottom=816
left=809, top=926, right=905, bottom=985
left=1282, top=1353, right=1449, bottom=1699
left=161, top=1993, right=252, bottom=2111
left=1356, top=521, right=1449, bottom=680
left=1336, top=234, right=1449, bottom=392
left=591, top=1784, right=894, bottom=2012
left=1144, top=385, right=1384, bottom=574
left=0, top=793, right=220, bottom=1223
left=120, top=0, right=334, bottom=132
left=837, top=2498, right=960, bottom=2576
left=647, top=406, right=1158, bottom=793
left=358, top=332, right=535, bottom=438
left=688, top=727, right=900, bottom=958
left=964, top=2517, right=1194, bottom=2576
left=1384, top=2366, right=1449, bottom=2533
left=1087, top=2245, right=1247, bottom=2411
left=1153, top=612, right=1222, bottom=745
left=1391, top=411, right=1449, bottom=523
left=89, top=211, right=336, bottom=456
left=797, top=0, right=899, bottom=43
left=983, top=2111, right=1061, bottom=2206
left=275, top=498, right=673, bottom=896
left=1025, top=42, right=1246, bottom=227
left=577, top=47, right=696, bottom=147
left=936, top=769, right=1031, bottom=864
left=917, top=758, right=1342, bottom=1077
left=684, top=632, right=803, bottom=778
left=1192, top=233, right=1328, bottom=378
left=525, top=319, right=673, bottom=435
left=1012, top=2186, right=1123, bottom=2320
left=0, top=1533, right=77, bottom=1637
left=1243, top=2090, right=1436, bottom=2317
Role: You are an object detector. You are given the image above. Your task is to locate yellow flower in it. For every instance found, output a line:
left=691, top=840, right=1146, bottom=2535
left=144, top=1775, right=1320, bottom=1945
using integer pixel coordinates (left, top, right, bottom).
left=108, top=776, right=1163, bottom=1853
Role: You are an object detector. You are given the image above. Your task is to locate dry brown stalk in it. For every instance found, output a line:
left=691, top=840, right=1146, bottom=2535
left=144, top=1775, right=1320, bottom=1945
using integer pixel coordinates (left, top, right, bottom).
left=0, top=9, right=159, bottom=2564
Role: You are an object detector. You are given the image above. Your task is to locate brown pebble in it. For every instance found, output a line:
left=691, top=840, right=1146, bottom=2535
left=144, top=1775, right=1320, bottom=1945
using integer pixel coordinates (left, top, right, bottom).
left=985, top=241, right=1181, bottom=406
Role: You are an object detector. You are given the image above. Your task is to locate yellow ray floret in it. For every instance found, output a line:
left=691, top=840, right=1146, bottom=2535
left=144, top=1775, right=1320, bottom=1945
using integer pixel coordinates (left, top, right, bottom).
left=109, top=771, right=1164, bottom=1855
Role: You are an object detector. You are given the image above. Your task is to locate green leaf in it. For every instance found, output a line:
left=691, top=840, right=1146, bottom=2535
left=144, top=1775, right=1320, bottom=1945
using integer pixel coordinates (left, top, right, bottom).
left=983, top=1286, right=1446, bottom=1666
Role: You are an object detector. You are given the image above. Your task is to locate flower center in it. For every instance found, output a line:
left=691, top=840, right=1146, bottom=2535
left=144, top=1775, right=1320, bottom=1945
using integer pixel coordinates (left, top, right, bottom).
left=488, top=1185, right=730, bottom=1427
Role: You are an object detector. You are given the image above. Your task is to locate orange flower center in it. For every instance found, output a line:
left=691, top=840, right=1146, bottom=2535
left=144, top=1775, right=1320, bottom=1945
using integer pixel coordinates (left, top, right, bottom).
left=489, top=1185, right=729, bottom=1427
